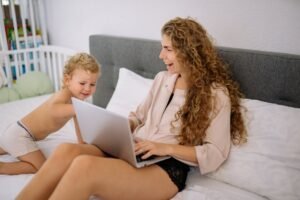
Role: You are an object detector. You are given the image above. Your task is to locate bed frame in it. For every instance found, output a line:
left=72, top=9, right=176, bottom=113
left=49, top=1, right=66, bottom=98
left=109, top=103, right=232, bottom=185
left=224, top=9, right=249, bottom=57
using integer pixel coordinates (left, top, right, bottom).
left=90, top=35, right=300, bottom=109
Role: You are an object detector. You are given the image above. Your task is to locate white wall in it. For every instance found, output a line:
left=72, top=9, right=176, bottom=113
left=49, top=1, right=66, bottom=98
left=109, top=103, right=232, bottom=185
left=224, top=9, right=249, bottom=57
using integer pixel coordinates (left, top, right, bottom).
left=44, top=0, right=300, bottom=55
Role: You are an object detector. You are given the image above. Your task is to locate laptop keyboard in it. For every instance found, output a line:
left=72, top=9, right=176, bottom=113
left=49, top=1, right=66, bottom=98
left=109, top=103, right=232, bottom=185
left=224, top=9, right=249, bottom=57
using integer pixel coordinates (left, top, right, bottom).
left=136, top=154, right=157, bottom=163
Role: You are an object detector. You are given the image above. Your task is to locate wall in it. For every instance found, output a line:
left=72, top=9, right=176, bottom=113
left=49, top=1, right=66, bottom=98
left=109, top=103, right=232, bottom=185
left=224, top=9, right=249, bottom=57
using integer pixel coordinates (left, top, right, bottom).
left=44, top=0, right=300, bottom=55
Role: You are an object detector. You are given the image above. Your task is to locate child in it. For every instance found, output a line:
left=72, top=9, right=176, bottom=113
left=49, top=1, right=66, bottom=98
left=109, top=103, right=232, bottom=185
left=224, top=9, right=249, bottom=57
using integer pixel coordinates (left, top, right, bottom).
left=0, top=52, right=101, bottom=175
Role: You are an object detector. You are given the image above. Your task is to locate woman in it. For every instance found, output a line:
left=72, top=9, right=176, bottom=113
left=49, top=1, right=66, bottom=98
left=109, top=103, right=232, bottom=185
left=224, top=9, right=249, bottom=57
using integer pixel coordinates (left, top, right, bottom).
left=17, top=17, right=247, bottom=200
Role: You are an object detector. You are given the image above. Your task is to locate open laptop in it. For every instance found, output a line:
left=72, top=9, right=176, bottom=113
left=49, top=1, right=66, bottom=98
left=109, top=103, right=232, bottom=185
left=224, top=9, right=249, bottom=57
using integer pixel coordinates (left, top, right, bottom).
left=72, top=97, right=170, bottom=168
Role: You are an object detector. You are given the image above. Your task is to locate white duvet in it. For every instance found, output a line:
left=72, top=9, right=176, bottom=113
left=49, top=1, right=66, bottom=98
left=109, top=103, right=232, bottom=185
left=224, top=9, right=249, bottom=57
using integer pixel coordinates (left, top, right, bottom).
left=0, top=95, right=266, bottom=200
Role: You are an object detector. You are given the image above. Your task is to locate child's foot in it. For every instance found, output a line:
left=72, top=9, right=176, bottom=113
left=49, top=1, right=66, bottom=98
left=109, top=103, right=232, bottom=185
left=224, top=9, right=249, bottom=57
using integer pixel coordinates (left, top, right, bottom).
left=0, top=147, right=7, bottom=155
left=0, top=162, right=3, bottom=172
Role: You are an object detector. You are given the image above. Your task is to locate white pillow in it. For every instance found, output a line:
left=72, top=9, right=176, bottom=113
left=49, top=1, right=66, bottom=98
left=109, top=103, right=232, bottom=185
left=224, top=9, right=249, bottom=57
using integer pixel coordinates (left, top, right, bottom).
left=106, top=68, right=153, bottom=117
left=208, top=99, right=300, bottom=200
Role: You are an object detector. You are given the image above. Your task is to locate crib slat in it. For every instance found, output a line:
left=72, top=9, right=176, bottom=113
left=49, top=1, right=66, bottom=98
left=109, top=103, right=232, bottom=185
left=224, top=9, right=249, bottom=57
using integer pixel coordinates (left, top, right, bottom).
left=46, top=51, right=53, bottom=83
left=52, top=52, right=59, bottom=91
left=19, top=0, right=29, bottom=49
left=3, top=56, right=12, bottom=87
left=0, top=1, right=9, bottom=51
left=9, top=0, right=20, bottom=50
left=37, top=0, right=48, bottom=46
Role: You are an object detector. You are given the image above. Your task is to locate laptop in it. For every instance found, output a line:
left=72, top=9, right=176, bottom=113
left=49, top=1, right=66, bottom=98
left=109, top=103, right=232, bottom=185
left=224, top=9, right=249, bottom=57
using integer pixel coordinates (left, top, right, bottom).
left=72, top=97, right=170, bottom=168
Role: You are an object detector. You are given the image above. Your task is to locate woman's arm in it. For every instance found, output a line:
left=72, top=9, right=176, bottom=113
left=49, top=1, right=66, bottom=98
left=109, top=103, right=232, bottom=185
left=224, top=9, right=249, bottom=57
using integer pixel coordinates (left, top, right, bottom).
left=135, top=141, right=197, bottom=164
left=136, top=88, right=232, bottom=172
left=193, top=89, right=232, bottom=174
left=168, top=144, right=197, bottom=164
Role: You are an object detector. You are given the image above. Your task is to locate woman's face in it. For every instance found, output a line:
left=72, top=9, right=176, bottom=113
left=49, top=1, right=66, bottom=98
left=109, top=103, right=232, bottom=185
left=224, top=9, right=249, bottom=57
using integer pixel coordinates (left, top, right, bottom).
left=159, top=34, right=184, bottom=75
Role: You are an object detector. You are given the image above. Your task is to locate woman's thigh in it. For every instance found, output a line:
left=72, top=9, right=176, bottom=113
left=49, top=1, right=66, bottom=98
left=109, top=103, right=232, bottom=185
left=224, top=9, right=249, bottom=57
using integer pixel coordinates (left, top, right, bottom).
left=77, top=156, right=178, bottom=200
left=16, top=143, right=106, bottom=200
left=53, top=143, right=105, bottom=158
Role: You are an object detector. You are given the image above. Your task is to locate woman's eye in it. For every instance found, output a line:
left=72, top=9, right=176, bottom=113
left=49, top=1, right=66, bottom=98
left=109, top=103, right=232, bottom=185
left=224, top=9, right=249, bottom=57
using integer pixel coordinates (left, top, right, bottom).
left=90, top=84, right=96, bottom=87
left=80, top=83, right=85, bottom=85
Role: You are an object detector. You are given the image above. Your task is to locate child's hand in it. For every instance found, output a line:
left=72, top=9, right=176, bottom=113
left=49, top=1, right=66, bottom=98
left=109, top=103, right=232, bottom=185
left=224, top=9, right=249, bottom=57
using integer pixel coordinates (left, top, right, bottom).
left=78, top=139, right=87, bottom=144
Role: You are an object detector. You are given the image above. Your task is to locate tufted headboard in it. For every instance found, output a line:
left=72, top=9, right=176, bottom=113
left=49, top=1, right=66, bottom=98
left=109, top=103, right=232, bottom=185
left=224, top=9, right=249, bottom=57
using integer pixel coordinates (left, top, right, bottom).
left=89, top=35, right=300, bottom=108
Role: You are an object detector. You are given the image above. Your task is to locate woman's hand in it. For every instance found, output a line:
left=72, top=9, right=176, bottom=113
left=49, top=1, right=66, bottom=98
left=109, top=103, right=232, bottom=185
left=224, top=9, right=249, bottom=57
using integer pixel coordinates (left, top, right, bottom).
left=134, top=140, right=172, bottom=159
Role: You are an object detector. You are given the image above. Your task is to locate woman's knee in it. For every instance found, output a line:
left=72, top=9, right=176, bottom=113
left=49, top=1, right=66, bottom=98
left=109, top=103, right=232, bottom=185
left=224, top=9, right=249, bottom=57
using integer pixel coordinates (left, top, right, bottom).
left=51, top=143, right=82, bottom=162
left=69, top=156, right=117, bottom=178
left=70, top=155, right=95, bottom=172
left=66, top=155, right=100, bottom=183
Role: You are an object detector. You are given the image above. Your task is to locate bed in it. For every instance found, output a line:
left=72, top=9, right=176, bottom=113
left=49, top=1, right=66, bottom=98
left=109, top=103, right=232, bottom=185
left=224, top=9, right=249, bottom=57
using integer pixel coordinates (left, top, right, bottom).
left=1, top=35, right=300, bottom=200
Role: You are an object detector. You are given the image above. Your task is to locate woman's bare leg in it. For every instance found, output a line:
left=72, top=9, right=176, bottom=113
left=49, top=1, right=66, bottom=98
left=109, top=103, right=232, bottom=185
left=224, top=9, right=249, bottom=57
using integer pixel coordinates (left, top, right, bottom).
left=16, top=143, right=104, bottom=200
left=50, top=155, right=178, bottom=200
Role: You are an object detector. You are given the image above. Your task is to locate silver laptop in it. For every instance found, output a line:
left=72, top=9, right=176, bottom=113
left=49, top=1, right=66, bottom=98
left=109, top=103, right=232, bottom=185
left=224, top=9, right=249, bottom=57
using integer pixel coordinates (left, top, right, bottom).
left=72, top=97, right=170, bottom=168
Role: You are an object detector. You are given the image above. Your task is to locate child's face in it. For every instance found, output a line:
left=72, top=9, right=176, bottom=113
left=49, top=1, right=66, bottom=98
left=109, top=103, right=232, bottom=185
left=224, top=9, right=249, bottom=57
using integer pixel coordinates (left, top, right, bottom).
left=65, top=69, right=99, bottom=100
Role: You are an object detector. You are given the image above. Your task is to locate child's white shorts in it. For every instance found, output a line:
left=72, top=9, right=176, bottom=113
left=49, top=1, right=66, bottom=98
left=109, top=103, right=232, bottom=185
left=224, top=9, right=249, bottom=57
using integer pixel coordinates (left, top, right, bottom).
left=0, top=121, right=39, bottom=157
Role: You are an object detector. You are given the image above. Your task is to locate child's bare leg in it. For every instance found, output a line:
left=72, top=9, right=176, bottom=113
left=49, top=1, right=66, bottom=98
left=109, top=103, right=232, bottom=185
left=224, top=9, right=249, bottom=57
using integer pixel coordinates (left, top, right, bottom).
left=16, top=143, right=104, bottom=200
left=0, top=147, right=7, bottom=155
left=50, top=155, right=178, bottom=200
left=0, top=150, right=45, bottom=175
left=0, top=161, right=36, bottom=174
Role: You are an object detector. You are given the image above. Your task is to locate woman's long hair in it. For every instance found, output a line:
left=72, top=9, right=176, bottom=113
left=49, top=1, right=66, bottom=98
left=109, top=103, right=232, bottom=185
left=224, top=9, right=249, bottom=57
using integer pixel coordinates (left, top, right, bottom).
left=162, top=17, right=247, bottom=145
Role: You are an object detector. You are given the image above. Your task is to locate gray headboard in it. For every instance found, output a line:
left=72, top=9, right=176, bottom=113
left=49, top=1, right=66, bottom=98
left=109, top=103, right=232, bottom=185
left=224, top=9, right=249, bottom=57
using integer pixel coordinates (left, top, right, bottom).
left=89, top=35, right=300, bottom=108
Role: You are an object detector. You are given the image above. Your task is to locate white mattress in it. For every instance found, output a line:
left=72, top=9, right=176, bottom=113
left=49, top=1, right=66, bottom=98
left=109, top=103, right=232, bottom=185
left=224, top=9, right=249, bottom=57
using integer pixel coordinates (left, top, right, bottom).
left=0, top=95, right=266, bottom=200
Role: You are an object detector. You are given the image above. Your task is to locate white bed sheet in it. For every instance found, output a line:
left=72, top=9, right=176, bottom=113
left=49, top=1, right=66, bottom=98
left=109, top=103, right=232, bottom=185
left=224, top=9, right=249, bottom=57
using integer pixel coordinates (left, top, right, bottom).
left=0, top=95, right=266, bottom=200
left=173, top=168, right=267, bottom=200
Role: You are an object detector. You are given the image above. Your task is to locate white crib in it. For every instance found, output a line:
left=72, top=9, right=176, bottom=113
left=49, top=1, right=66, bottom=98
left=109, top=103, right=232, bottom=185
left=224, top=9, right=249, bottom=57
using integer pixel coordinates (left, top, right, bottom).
left=0, top=45, right=76, bottom=92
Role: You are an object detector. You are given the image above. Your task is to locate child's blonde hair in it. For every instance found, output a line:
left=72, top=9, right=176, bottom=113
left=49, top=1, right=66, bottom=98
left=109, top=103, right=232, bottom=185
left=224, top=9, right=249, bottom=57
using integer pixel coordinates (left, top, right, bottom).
left=62, top=52, right=101, bottom=88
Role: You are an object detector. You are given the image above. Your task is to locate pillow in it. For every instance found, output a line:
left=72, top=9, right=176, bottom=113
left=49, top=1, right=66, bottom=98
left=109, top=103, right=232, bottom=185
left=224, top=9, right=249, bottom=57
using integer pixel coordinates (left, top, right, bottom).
left=208, top=99, right=300, bottom=200
left=0, top=87, right=20, bottom=103
left=106, top=68, right=153, bottom=117
left=13, top=71, right=54, bottom=99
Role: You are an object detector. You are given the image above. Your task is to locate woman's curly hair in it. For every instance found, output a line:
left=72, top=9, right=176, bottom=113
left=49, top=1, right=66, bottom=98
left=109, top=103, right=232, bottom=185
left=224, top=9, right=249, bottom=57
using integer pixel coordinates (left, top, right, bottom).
left=162, top=17, right=247, bottom=146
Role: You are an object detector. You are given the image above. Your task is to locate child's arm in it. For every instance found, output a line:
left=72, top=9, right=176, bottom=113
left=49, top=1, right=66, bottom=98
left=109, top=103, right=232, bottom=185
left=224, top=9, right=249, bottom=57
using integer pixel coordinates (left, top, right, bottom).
left=73, top=116, right=85, bottom=144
